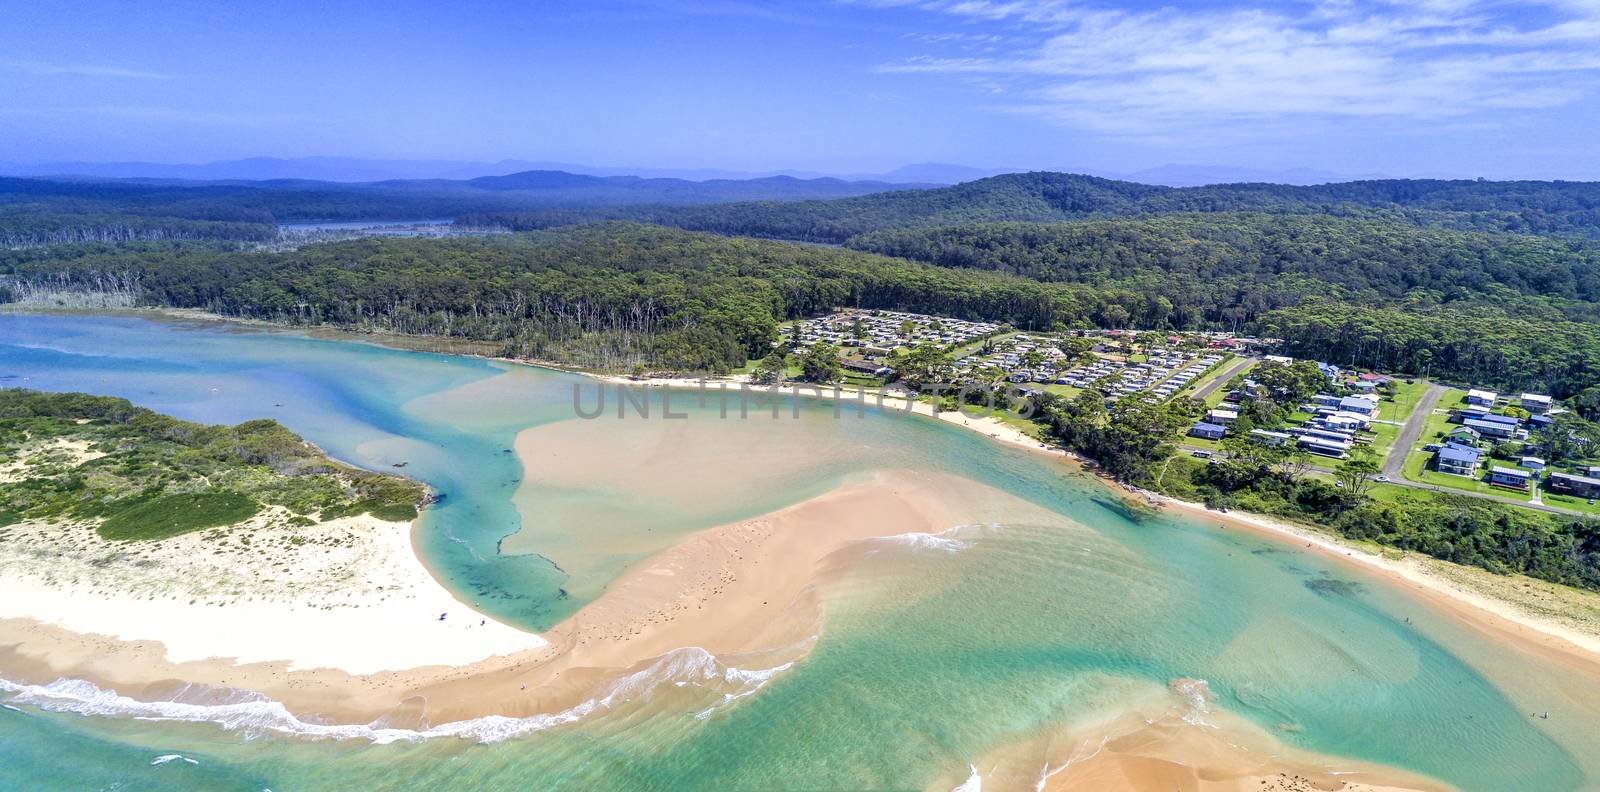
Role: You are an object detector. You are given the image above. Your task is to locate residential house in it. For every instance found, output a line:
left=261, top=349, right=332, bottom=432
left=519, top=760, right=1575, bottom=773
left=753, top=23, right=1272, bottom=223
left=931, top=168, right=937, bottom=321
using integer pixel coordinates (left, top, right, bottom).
left=1466, top=389, right=1498, bottom=407
left=1207, top=408, right=1239, bottom=424
left=841, top=359, right=894, bottom=378
left=1447, top=426, right=1482, bottom=445
left=1520, top=393, right=1553, bottom=414
left=1296, top=427, right=1355, bottom=444
left=1339, top=395, right=1379, bottom=416
left=1548, top=472, right=1600, bottom=498
left=1436, top=444, right=1481, bottom=477
left=1463, top=418, right=1516, bottom=440
left=1519, top=456, right=1547, bottom=471
left=1249, top=429, right=1293, bottom=446
left=1189, top=422, right=1227, bottom=441
left=1297, top=436, right=1351, bottom=458
left=1488, top=466, right=1533, bottom=491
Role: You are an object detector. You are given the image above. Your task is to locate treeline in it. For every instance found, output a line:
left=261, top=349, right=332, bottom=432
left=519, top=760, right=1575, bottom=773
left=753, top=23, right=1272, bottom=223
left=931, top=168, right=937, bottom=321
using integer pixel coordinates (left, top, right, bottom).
left=842, top=215, right=1600, bottom=395
left=6, top=224, right=1599, bottom=394
left=0, top=172, right=914, bottom=250
left=846, top=214, right=1600, bottom=305
left=461, top=172, right=1600, bottom=244
left=0, top=210, right=275, bottom=248
left=1162, top=449, right=1600, bottom=590
left=1260, top=299, right=1600, bottom=398
left=0, top=225, right=1113, bottom=372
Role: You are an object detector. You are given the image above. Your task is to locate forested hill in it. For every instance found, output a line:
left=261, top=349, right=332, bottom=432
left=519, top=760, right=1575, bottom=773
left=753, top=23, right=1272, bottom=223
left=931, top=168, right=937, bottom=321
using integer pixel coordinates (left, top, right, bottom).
left=4, top=223, right=1600, bottom=397
left=847, top=214, right=1600, bottom=309
left=460, top=172, right=1600, bottom=243
left=0, top=225, right=1109, bottom=372
left=0, top=171, right=916, bottom=248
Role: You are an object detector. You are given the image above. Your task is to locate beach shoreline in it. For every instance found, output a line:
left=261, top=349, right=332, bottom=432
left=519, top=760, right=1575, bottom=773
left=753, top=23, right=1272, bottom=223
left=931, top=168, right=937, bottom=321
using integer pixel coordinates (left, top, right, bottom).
left=0, top=512, right=547, bottom=675
left=1150, top=495, right=1600, bottom=669
left=0, top=468, right=1032, bottom=728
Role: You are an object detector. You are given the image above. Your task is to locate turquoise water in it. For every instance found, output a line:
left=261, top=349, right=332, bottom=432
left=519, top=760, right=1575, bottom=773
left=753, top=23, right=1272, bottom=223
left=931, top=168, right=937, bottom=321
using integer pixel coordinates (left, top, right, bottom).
left=1, top=312, right=1598, bottom=791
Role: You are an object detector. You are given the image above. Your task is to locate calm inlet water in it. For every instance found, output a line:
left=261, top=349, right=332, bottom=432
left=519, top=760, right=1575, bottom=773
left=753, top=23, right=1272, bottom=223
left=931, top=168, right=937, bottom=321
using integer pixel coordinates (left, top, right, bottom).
left=1, top=312, right=1598, bottom=791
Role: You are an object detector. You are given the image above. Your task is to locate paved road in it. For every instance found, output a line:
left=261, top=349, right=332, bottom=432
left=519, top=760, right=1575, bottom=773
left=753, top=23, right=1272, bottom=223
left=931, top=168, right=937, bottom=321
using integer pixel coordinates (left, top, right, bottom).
left=1383, top=382, right=1446, bottom=477
left=1190, top=357, right=1255, bottom=402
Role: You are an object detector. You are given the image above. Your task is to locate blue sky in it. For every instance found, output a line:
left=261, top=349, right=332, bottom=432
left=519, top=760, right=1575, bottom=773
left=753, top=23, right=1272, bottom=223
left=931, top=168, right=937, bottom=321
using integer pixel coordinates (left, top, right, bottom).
left=4, top=0, right=1600, bottom=177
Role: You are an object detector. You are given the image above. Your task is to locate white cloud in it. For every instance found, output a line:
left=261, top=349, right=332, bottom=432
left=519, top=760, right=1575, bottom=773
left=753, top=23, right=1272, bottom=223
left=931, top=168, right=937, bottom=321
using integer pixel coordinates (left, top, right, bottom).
left=874, top=0, right=1600, bottom=137
left=2, top=61, right=176, bottom=80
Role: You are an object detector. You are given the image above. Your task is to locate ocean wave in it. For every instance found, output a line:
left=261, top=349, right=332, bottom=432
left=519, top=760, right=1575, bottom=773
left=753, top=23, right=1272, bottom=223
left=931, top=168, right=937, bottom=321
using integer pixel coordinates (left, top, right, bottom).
left=951, top=764, right=983, bottom=792
left=0, top=647, right=793, bottom=745
left=150, top=754, right=199, bottom=766
left=1167, top=678, right=1215, bottom=726
left=869, top=524, right=992, bottom=554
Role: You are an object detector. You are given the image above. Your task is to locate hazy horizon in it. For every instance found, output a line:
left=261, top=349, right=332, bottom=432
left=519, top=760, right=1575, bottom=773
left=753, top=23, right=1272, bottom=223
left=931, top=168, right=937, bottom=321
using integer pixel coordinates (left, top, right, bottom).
left=6, top=0, right=1600, bottom=180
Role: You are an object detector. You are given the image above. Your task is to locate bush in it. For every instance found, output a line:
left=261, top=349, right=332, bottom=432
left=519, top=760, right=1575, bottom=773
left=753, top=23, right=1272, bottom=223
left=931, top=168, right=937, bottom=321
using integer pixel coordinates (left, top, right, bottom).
left=97, top=491, right=260, bottom=541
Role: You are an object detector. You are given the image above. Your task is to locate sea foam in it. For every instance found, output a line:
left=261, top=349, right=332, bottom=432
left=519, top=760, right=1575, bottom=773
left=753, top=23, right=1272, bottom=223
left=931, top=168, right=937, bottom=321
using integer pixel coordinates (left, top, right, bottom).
left=0, top=646, right=793, bottom=745
left=869, top=524, right=991, bottom=554
left=150, top=754, right=199, bottom=766
left=951, top=764, right=983, bottom=792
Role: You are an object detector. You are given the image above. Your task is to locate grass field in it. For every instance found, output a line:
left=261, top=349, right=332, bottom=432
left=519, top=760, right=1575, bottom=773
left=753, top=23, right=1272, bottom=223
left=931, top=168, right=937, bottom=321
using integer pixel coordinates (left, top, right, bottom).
left=1180, top=435, right=1223, bottom=452
left=1197, top=359, right=1253, bottom=407
left=1403, top=452, right=1534, bottom=502
left=1377, top=379, right=1431, bottom=422
left=1041, top=383, right=1084, bottom=397
left=1544, top=491, right=1600, bottom=515
left=1361, top=421, right=1398, bottom=457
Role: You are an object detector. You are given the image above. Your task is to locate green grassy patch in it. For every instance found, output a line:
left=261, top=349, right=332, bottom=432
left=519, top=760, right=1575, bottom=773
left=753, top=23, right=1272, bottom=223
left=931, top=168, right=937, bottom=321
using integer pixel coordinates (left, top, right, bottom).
left=1363, top=421, right=1400, bottom=459
left=1403, top=452, right=1533, bottom=502
left=1040, top=383, right=1083, bottom=397
left=97, top=491, right=260, bottom=541
left=1198, top=360, right=1253, bottom=407
left=1377, top=379, right=1430, bottom=422
left=1544, top=492, right=1600, bottom=515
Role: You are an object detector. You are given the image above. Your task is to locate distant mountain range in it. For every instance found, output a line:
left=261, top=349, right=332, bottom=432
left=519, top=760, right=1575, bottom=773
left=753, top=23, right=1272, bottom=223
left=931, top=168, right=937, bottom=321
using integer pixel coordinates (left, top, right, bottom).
left=0, top=156, right=1403, bottom=187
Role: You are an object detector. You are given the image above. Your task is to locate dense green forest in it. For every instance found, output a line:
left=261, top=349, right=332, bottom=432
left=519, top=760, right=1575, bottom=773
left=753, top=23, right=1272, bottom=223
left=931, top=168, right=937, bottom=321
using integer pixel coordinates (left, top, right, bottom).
left=1260, top=299, right=1600, bottom=399
left=7, top=171, right=1600, bottom=393
left=461, top=172, right=1600, bottom=243
left=5, top=221, right=1599, bottom=394
left=0, top=389, right=425, bottom=540
left=847, top=214, right=1600, bottom=307
left=0, top=225, right=1113, bottom=372
left=840, top=214, right=1600, bottom=395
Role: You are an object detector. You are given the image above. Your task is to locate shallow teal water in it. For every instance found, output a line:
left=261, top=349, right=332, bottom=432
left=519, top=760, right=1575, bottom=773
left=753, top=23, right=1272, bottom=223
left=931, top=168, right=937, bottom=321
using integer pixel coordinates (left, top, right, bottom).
left=2, top=313, right=1598, bottom=791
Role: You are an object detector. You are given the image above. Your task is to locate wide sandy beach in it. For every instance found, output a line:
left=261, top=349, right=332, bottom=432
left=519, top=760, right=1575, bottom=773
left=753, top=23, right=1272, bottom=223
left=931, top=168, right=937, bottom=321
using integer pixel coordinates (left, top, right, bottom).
left=0, top=511, right=546, bottom=674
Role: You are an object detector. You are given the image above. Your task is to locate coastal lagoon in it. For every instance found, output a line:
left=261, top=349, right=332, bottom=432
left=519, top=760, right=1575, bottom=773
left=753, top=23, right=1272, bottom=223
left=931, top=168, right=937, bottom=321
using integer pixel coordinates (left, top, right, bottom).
left=2, top=312, right=1599, bottom=790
